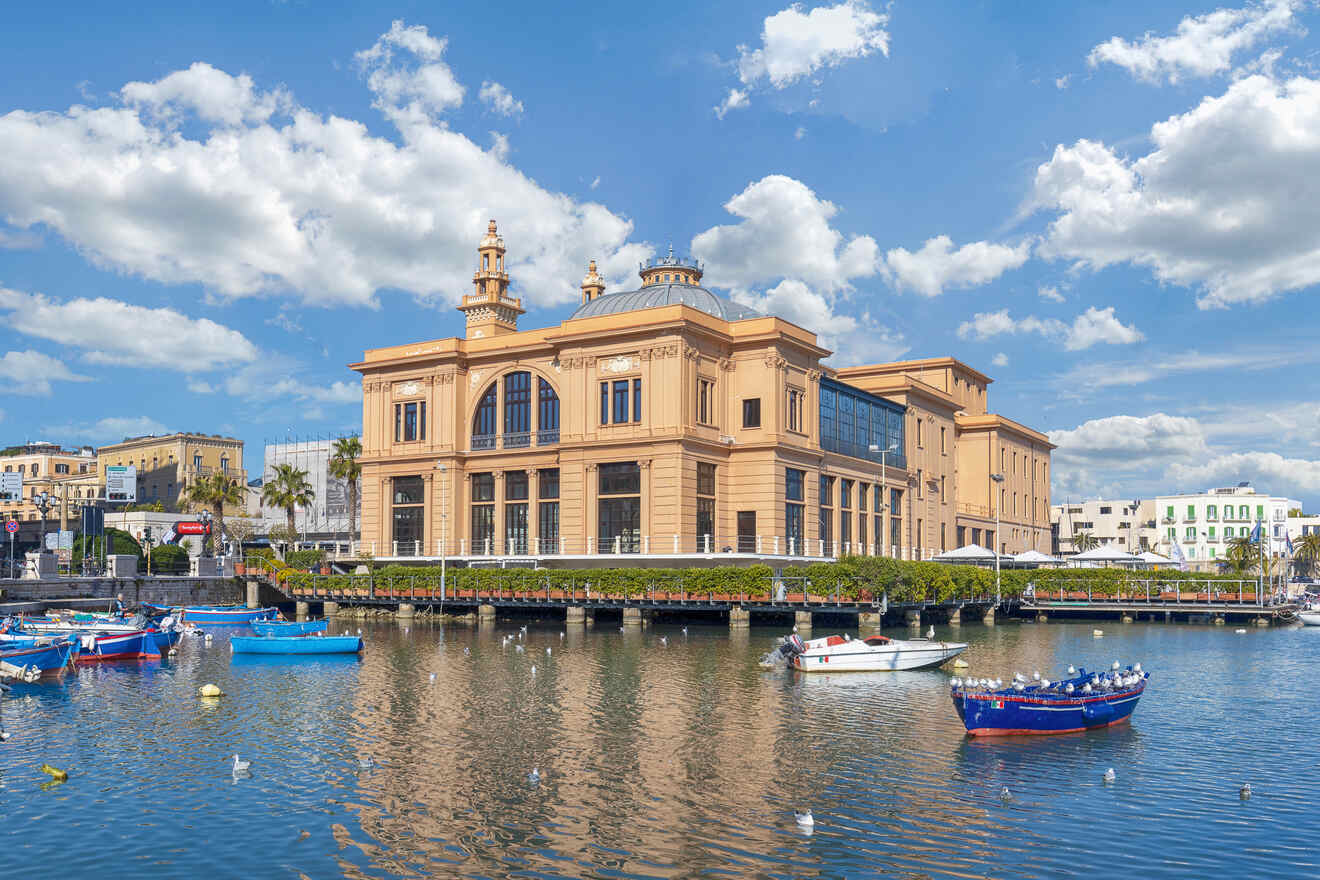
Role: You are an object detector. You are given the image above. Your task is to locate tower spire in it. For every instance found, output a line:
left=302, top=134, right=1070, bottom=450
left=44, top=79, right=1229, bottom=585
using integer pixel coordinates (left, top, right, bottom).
left=457, top=219, right=524, bottom=338
left=581, top=260, right=605, bottom=304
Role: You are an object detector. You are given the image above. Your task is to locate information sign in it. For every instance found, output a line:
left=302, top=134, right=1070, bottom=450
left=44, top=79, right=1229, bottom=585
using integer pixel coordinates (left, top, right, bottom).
left=0, top=472, right=20, bottom=502
left=105, top=465, right=137, bottom=502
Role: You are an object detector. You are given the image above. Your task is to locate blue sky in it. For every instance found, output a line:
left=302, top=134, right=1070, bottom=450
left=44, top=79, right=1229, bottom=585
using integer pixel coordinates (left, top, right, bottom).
left=1, top=0, right=1318, bottom=506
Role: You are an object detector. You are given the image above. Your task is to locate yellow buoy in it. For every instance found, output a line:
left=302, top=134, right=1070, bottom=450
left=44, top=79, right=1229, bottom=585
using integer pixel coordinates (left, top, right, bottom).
left=952, top=659, right=970, bottom=669
left=40, top=763, right=68, bottom=781
left=198, top=683, right=224, bottom=698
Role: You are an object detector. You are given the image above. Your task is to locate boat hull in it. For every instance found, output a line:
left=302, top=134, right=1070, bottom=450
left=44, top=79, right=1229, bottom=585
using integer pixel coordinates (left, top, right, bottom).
left=1299, top=610, right=1320, bottom=626
left=954, top=682, right=1146, bottom=736
left=0, top=639, right=77, bottom=675
left=791, top=637, right=967, bottom=672
left=251, top=620, right=327, bottom=637
left=230, top=635, right=363, bottom=655
left=181, top=606, right=278, bottom=625
left=76, top=630, right=161, bottom=662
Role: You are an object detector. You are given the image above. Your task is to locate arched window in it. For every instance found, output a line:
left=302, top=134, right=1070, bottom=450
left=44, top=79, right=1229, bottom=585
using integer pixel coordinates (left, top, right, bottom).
left=472, top=384, right=497, bottom=449
left=503, top=371, right=531, bottom=447
left=538, top=378, right=560, bottom=443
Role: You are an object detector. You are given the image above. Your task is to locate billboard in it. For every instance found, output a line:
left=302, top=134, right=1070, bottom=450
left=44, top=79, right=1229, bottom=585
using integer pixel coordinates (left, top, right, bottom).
left=105, top=465, right=137, bottom=502
left=0, top=471, right=20, bottom=502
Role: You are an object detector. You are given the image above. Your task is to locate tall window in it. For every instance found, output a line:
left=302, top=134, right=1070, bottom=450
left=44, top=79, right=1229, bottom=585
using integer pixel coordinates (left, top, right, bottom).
left=858, top=484, right=868, bottom=552
left=473, top=385, right=497, bottom=448
left=1207, top=504, right=1217, bottom=520
left=613, top=380, right=629, bottom=424
left=819, top=475, right=834, bottom=550
left=633, top=378, right=642, bottom=423
left=787, top=387, right=803, bottom=432
left=786, top=468, right=805, bottom=554
left=392, top=476, right=424, bottom=556
left=538, top=378, right=560, bottom=443
left=873, top=482, right=883, bottom=555
left=697, top=462, right=716, bottom=549
left=697, top=378, right=714, bottom=424
left=503, top=372, right=531, bottom=446
left=890, top=488, right=903, bottom=554
left=395, top=401, right=426, bottom=443
left=600, top=379, right=642, bottom=425
left=539, top=468, right=559, bottom=554
left=916, top=418, right=924, bottom=448
left=742, top=398, right=761, bottom=429
left=599, top=462, right=641, bottom=553
left=193, top=454, right=202, bottom=470
left=471, top=473, right=495, bottom=554
left=505, top=470, right=529, bottom=554
left=839, top=479, right=852, bottom=549
left=940, top=426, right=947, bottom=454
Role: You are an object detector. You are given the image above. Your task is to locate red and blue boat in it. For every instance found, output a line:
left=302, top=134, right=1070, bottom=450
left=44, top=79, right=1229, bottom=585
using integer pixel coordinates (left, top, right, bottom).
left=181, top=605, right=279, bottom=625
left=75, top=630, right=164, bottom=662
left=0, top=637, right=78, bottom=677
left=951, top=663, right=1148, bottom=737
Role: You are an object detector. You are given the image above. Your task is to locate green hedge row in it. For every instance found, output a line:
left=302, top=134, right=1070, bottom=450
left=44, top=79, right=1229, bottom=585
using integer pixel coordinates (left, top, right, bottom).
left=281, top=556, right=1261, bottom=602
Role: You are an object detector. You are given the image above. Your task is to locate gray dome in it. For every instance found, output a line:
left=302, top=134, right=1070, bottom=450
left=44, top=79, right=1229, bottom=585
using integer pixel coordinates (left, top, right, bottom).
left=569, top=283, right=761, bottom=322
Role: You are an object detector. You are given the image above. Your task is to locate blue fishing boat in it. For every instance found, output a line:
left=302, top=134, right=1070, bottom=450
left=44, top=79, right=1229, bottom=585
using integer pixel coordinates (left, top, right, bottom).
left=0, top=637, right=78, bottom=677
left=181, top=605, right=278, bottom=625
left=251, top=619, right=327, bottom=637
left=951, top=663, right=1148, bottom=737
left=75, top=630, right=162, bottom=662
left=230, top=634, right=363, bottom=655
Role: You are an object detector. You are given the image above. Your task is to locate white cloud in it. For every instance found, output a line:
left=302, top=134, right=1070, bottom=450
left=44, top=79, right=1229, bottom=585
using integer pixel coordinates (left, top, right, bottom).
left=590, top=176, right=600, bottom=190
left=731, top=279, right=907, bottom=364
left=1055, top=75, right=1071, bottom=90
left=1088, top=0, right=1301, bottom=84
left=884, top=235, right=1031, bottom=297
left=991, top=352, right=1008, bottom=367
left=42, top=416, right=170, bottom=444
left=1050, top=413, right=1210, bottom=465
left=714, top=87, right=749, bottom=119
left=0, top=349, right=92, bottom=395
left=1031, top=74, right=1320, bottom=308
left=692, top=174, right=879, bottom=292
left=1038, top=284, right=1065, bottom=302
left=0, top=23, right=651, bottom=310
left=794, top=125, right=807, bottom=140
left=478, top=80, right=523, bottom=117
left=0, top=227, right=41, bottom=250
left=1056, top=346, right=1301, bottom=391
left=1168, top=451, right=1320, bottom=493
left=0, top=288, right=258, bottom=371
left=736, top=1, right=889, bottom=89
left=186, top=380, right=216, bottom=394
left=222, top=358, right=359, bottom=405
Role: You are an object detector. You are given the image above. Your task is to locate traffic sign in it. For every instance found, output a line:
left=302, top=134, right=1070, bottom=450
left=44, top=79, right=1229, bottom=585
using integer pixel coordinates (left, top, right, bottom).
left=4, top=519, right=17, bottom=534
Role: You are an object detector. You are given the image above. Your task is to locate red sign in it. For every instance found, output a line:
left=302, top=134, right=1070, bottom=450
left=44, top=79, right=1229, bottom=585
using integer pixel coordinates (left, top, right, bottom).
left=4, top=519, right=17, bottom=534
left=174, top=521, right=212, bottom=535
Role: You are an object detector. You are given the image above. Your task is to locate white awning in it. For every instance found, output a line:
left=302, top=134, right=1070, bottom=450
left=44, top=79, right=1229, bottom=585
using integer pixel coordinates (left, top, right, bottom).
left=933, top=543, right=997, bottom=561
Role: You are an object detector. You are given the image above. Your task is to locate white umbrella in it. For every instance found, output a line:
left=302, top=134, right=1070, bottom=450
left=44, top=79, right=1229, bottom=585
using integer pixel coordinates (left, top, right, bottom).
left=1137, top=551, right=1173, bottom=564
left=933, top=543, right=997, bottom=562
left=1013, top=549, right=1061, bottom=565
left=1069, top=544, right=1144, bottom=568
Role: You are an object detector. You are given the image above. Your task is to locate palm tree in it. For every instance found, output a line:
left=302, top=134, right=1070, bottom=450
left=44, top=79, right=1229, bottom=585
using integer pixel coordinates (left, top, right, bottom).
left=1072, top=531, right=1099, bottom=553
left=261, top=464, right=315, bottom=550
left=1226, top=536, right=1255, bottom=574
left=184, top=471, right=245, bottom=556
left=328, top=436, right=363, bottom=545
left=1293, top=532, right=1320, bottom=578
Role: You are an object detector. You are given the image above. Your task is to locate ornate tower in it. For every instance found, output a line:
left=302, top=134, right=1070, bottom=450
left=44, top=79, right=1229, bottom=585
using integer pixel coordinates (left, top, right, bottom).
left=457, top=219, right=525, bottom=338
left=580, top=260, right=605, bottom=304
left=639, top=243, right=703, bottom=287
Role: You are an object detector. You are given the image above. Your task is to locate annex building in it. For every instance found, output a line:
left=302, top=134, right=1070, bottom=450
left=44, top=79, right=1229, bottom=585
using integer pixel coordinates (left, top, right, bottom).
left=351, top=221, right=1053, bottom=563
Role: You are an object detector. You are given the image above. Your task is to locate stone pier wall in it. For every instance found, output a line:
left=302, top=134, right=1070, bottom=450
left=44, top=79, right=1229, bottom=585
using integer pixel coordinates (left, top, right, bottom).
left=3, top=576, right=243, bottom=608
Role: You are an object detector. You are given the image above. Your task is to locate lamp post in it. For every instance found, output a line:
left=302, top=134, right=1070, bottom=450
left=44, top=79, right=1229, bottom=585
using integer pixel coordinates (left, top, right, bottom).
left=141, top=526, right=154, bottom=577
left=34, top=491, right=53, bottom=554
left=435, top=461, right=448, bottom=602
left=198, top=509, right=213, bottom=557
left=869, top=443, right=899, bottom=557
left=990, top=473, right=1005, bottom=606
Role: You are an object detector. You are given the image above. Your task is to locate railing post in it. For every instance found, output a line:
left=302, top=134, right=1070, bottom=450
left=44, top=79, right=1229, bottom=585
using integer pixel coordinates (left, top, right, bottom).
left=614, top=535, right=621, bottom=554
left=587, top=536, right=594, bottom=554
left=560, top=536, right=566, bottom=555
left=704, top=534, right=711, bottom=554
left=756, top=534, right=763, bottom=554
left=485, top=537, right=491, bottom=556
left=392, top=540, right=398, bottom=557
left=673, top=534, right=679, bottom=553
left=818, top=539, right=824, bottom=557
left=774, top=535, right=780, bottom=555
left=414, top=540, right=420, bottom=557
left=643, top=535, right=650, bottom=554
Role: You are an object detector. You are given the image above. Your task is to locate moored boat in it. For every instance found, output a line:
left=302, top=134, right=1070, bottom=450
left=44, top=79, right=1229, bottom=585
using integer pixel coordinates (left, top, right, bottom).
left=76, top=630, right=162, bottom=662
left=774, top=632, right=968, bottom=672
left=251, top=619, right=327, bottom=637
left=951, top=664, right=1148, bottom=736
left=230, top=634, right=363, bottom=655
left=181, top=606, right=278, bottom=625
left=1298, top=599, right=1320, bottom=626
left=0, top=637, right=78, bottom=678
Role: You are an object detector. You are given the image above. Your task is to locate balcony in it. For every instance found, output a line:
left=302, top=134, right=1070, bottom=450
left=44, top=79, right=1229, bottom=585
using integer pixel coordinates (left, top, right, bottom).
left=536, top=429, right=560, bottom=445
left=471, top=430, right=559, bottom=453
left=472, top=435, right=497, bottom=451
left=502, top=431, right=530, bottom=449
left=1161, top=516, right=1175, bottom=524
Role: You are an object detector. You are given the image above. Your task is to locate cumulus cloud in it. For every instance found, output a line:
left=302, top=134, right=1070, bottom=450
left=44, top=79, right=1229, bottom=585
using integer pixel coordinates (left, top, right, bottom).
left=731, top=279, right=907, bottom=364
left=1088, top=0, right=1301, bottom=84
left=1050, top=413, right=1210, bottom=465
left=0, top=22, right=651, bottom=310
left=991, top=352, right=1008, bottom=367
left=0, top=350, right=92, bottom=395
left=0, top=288, right=258, bottom=370
left=884, top=235, right=1031, bottom=297
left=1038, top=285, right=1065, bottom=302
left=1031, top=75, right=1320, bottom=308
left=479, top=80, right=523, bottom=117
left=222, top=358, right=359, bottom=406
left=693, top=174, right=880, bottom=292
left=736, top=0, right=889, bottom=89
left=714, top=88, right=750, bottom=119
left=1168, top=451, right=1320, bottom=493
left=42, top=416, right=170, bottom=444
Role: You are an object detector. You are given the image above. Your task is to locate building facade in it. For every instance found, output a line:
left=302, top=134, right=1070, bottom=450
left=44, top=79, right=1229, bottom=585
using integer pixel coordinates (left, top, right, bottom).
left=1050, top=498, right=1159, bottom=555
left=1154, top=485, right=1300, bottom=571
left=97, top=432, right=246, bottom=512
left=352, top=222, right=1052, bottom=561
left=240, top=438, right=361, bottom=540
left=0, top=443, right=100, bottom=547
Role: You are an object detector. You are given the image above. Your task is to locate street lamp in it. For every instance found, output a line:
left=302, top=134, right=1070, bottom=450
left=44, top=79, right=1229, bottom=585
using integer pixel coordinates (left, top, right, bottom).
left=990, top=473, right=1006, bottom=606
left=435, top=461, right=448, bottom=602
left=33, top=491, right=53, bottom=554
left=199, top=509, right=213, bottom=557
left=869, top=443, right=899, bottom=557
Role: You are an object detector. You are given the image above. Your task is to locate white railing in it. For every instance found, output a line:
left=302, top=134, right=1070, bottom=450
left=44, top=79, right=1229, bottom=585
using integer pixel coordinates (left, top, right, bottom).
left=335, top=533, right=928, bottom=560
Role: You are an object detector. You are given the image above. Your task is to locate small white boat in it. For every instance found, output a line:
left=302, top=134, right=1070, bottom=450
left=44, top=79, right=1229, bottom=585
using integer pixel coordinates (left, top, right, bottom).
left=776, top=632, right=968, bottom=672
left=1298, top=601, right=1320, bottom=626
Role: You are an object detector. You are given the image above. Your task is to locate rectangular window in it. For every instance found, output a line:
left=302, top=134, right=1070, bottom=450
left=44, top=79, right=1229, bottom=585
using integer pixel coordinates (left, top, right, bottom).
left=505, top=502, right=528, bottom=555
left=858, top=510, right=867, bottom=552
left=957, top=525, right=966, bottom=546
left=787, top=388, right=803, bottom=432
left=612, top=380, right=629, bottom=424
left=785, top=468, right=804, bottom=501
left=742, top=398, right=761, bottom=428
left=633, top=378, right=642, bottom=423
left=505, top=470, right=529, bottom=501
left=940, top=426, right=947, bottom=454
left=599, top=462, right=641, bottom=496
left=1187, top=504, right=1196, bottom=518
left=1186, top=527, right=1195, bottom=539
left=391, top=475, right=424, bottom=555
left=1166, top=505, right=1174, bottom=518
left=1207, top=504, right=1217, bottom=520
left=697, top=462, right=716, bottom=497
left=917, top=418, right=924, bottom=448
left=600, top=382, right=609, bottom=425
left=917, top=468, right=923, bottom=499
left=819, top=475, right=834, bottom=549
left=538, top=501, right=560, bottom=553
left=786, top=501, right=804, bottom=552
left=395, top=401, right=424, bottom=442
left=839, top=479, right=851, bottom=510
left=471, top=505, right=495, bottom=554
left=471, top=472, right=495, bottom=503
left=538, top=468, right=559, bottom=499
left=392, top=475, right=425, bottom=505
left=697, top=378, right=714, bottom=424
left=697, top=498, right=715, bottom=547
left=858, top=484, right=867, bottom=514
left=890, top=488, right=903, bottom=551
left=1256, top=505, right=1264, bottom=520
left=1208, top=526, right=1216, bottom=539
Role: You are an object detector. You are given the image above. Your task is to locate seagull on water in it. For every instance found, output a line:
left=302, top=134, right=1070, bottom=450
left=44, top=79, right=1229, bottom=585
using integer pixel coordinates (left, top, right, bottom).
left=1000, top=786, right=1011, bottom=800
left=681, top=627, right=688, bottom=635
left=515, top=644, right=525, bottom=653
left=660, top=636, right=668, bottom=646
left=546, top=647, right=552, bottom=655
left=528, top=767, right=541, bottom=784
left=1240, top=783, right=1252, bottom=799
left=463, top=647, right=470, bottom=656
left=559, top=631, right=565, bottom=639
left=232, top=754, right=251, bottom=773
left=795, top=810, right=814, bottom=827
left=1103, top=768, right=1116, bottom=783
left=359, top=756, right=375, bottom=769
left=429, top=672, right=436, bottom=683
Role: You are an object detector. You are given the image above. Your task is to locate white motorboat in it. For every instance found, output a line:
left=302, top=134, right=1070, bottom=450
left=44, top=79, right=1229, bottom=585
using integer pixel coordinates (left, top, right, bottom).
left=1298, top=601, right=1320, bottom=626
left=774, top=632, right=968, bottom=672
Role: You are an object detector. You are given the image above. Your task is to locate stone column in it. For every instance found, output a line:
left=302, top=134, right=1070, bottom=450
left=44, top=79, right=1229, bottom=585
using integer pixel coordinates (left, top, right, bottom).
left=527, top=469, right=539, bottom=555
left=397, top=602, right=416, bottom=620
left=729, top=606, right=751, bottom=629
left=478, top=603, right=496, bottom=621
left=295, top=600, right=309, bottom=620
left=1036, top=611, right=1048, bottom=623
left=858, top=611, right=882, bottom=630
left=622, top=607, right=642, bottom=628
left=493, top=471, right=506, bottom=556
left=1121, top=612, right=1134, bottom=623
left=905, top=609, right=921, bottom=628
left=982, top=607, right=996, bottom=626
left=323, top=600, right=339, bottom=617
left=794, top=610, right=813, bottom=631
left=947, top=607, right=961, bottom=626
left=565, top=606, right=585, bottom=625
left=245, top=579, right=259, bottom=609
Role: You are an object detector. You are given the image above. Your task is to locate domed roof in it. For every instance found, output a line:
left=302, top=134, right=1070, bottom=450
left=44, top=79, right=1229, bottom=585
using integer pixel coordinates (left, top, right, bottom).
left=569, top=283, right=761, bottom=322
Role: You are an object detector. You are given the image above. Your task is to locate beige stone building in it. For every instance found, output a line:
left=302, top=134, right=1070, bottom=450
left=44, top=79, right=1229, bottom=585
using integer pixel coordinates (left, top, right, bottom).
left=0, top=442, right=100, bottom=535
left=352, top=222, right=1052, bottom=561
left=97, top=432, right=246, bottom=512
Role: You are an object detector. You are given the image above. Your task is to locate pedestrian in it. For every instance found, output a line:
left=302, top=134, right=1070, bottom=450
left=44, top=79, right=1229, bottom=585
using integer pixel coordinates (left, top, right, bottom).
left=113, top=592, right=125, bottom=615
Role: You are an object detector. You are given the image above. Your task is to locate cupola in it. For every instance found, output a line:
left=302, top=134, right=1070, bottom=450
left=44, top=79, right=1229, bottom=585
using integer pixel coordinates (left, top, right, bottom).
left=457, top=219, right=525, bottom=338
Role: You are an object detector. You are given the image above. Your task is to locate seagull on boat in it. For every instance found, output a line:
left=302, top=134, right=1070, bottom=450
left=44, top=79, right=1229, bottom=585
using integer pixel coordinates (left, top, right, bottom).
left=1040, top=679, right=1051, bottom=689
left=1133, top=663, right=1142, bottom=673
left=1240, top=783, right=1252, bottom=799
left=794, top=810, right=814, bottom=827
left=1065, top=683, right=1075, bottom=694
left=1032, top=671, right=1041, bottom=681
left=1082, top=684, right=1092, bottom=694
left=926, top=625, right=935, bottom=639
left=1013, top=682, right=1025, bottom=692
left=1103, top=768, right=1116, bottom=783
left=232, top=754, right=251, bottom=773
left=950, top=677, right=962, bottom=688
left=528, top=767, right=540, bottom=784
left=1111, top=661, right=1121, bottom=671
left=1014, top=673, right=1026, bottom=683
left=1067, top=665, right=1076, bottom=675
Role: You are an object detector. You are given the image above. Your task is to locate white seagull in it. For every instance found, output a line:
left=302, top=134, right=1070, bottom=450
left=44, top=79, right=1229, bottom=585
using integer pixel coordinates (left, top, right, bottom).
left=794, top=810, right=814, bottom=827
left=1103, top=768, right=1116, bottom=783
left=528, top=767, right=541, bottom=784
left=232, top=754, right=251, bottom=773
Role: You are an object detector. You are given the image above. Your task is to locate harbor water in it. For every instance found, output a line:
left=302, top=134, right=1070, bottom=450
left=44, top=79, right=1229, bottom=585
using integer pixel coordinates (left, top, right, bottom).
left=0, top=618, right=1314, bottom=879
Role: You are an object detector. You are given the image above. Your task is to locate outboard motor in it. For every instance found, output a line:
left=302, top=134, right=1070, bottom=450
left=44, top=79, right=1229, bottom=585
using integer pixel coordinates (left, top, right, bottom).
left=759, top=633, right=808, bottom=668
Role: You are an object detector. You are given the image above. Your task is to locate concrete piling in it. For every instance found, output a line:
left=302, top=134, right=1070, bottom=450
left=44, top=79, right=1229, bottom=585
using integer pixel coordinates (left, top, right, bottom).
left=858, top=611, right=882, bottom=630
left=245, top=579, right=259, bottom=609
left=905, top=610, right=921, bottom=628
left=397, top=603, right=415, bottom=621
left=983, top=608, right=996, bottom=626
left=322, top=601, right=339, bottom=618
left=947, top=607, right=961, bottom=626
left=565, top=606, right=585, bottom=625
left=794, top=610, right=813, bottom=632
left=622, top=607, right=642, bottom=628
left=295, top=601, right=309, bottom=620
left=729, top=607, right=750, bottom=629
left=478, top=604, right=496, bottom=621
